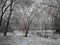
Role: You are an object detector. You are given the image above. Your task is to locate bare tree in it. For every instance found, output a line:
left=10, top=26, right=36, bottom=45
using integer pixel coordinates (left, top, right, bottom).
left=24, top=5, right=39, bottom=37
left=24, top=15, right=35, bottom=37
left=4, top=0, right=13, bottom=36
left=0, top=0, right=11, bottom=27
left=24, top=3, right=44, bottom=37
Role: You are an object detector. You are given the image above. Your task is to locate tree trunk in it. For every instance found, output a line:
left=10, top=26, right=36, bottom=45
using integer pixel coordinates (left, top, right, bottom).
left=0, top=0, right=7, bottom=27
left=25, top=25, right=29, bottom=37
left=4, top=0, right=13, bottom=36
left=0, top=13, right=3, bottom=27
left=25, top=28, right=29, bottom=37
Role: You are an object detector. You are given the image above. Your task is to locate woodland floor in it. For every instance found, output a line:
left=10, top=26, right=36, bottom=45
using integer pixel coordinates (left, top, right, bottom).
left=0, top=31, right=60, bottom=45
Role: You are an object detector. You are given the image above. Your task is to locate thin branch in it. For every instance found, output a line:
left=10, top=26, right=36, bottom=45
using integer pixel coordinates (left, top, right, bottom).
left=35, top=3, right=59, bottom=8
left=2, top=0, right=7, bottom=14
left=3, top=4, right=11, bottom=15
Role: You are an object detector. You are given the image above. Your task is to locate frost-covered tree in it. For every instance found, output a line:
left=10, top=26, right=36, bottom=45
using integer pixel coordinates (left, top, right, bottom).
left=4, top=0, right=14, bottom=36
left=0, top=0, right=59, bottom=36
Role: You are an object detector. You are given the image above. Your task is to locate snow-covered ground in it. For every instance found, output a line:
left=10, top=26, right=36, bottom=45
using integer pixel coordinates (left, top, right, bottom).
left=0, top=31, right=60, bottom=45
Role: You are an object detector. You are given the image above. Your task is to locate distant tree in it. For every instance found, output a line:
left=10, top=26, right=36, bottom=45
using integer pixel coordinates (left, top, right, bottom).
left=24, top=15, right=35, bottom=37
left=24, top=3, right=43, bottom=37
left=54, top=0, right=60, bottom=33
left=24, top=6, right=38, bottom=37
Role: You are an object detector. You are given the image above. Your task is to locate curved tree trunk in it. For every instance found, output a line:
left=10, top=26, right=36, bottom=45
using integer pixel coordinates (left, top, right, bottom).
left=4, top=0, right=13, bottom=36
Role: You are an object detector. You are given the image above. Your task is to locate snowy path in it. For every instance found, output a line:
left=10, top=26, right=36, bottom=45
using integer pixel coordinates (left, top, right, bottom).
left=0, top=32, right=60, bottom=45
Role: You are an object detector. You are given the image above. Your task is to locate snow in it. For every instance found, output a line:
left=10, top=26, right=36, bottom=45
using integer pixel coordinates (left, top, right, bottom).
left=0, top=32, right=60, bottom=45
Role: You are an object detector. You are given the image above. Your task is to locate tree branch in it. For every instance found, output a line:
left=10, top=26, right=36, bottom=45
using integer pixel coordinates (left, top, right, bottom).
left=3, top=4, right=11, bottom=15
left=2, top=0, right=7, bottom=14
left=36, top=3, right=59, bottom=8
